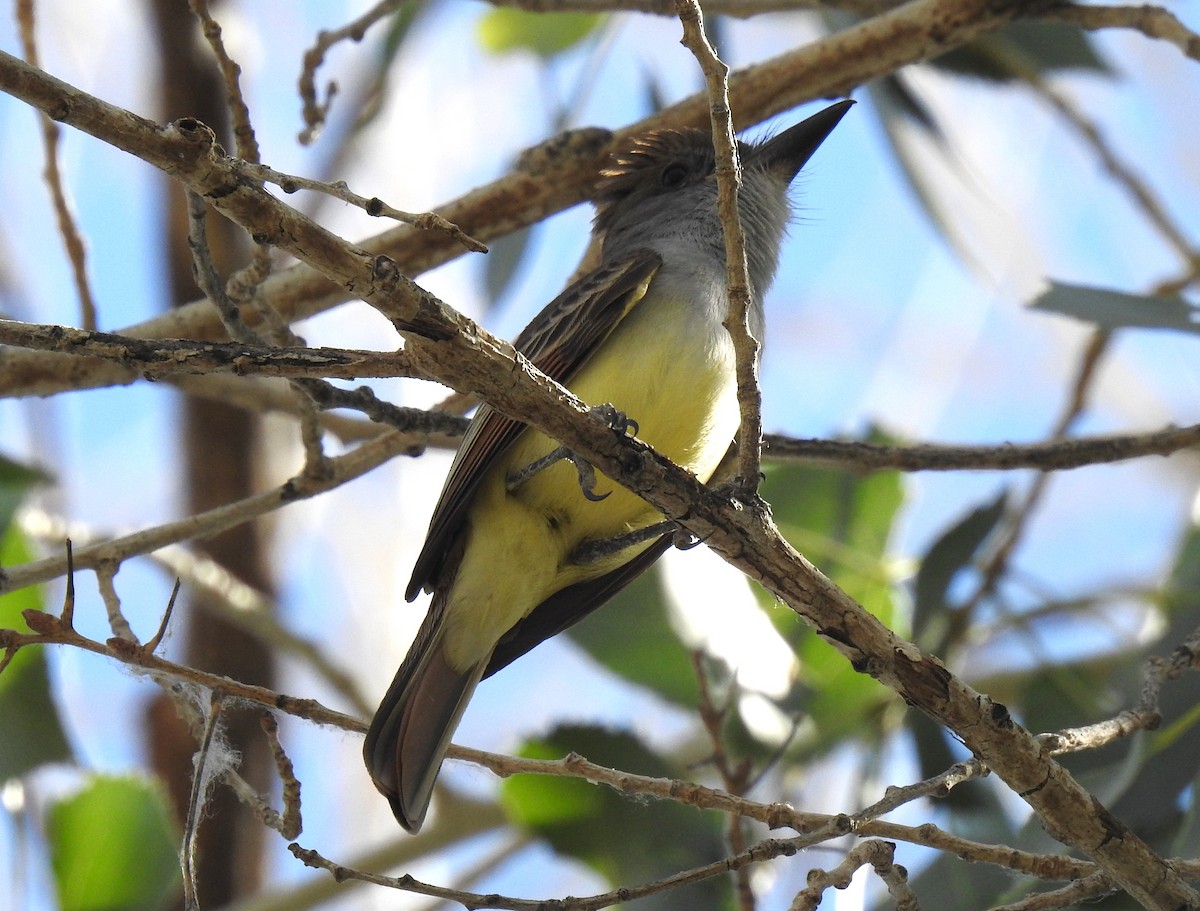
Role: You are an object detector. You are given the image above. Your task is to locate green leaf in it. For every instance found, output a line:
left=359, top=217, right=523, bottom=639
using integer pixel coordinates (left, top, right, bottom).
left=567, top=565, right=701, bottom=707
left=47, top=774, right=182, bottom=911
left=913, top=492, right=1007, bottom=651
left=501, top=724, right=731, bottom=910
left=931, top=21, right=1111, bottom=82
left=1030, top=282, right=1200, bottom=335
left=477, top=9, right=604, bottom=58
left=0, top=510, right=73, bottom=779
left=0, top=453, right=52, bottom=536
left=754, top=444, right=905, bottom=756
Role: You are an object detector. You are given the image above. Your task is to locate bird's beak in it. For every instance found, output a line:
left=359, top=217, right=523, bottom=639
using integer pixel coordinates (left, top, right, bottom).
left=751, top=99, right=854, bottom=179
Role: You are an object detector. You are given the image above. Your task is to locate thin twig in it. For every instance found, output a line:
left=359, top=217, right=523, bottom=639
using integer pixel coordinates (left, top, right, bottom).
left=17, top=507, right=375, bottom=716
left=297, top=0, right=406, bottom=144
left=1024, top=73, right=1199, bottom=272
left=95, top=560, right=138, bottom=642
left=184, top=693, right=225, bottom=911
left=291, top=833, right=816, bottom=911
left=3, top=610, right=361, bottom=730
left=1038, top=617, right=1200, bottom=756
left=954, top=330, right=1110, bottom=638
left=762, top=424, right=1200, bottom=473
left=692, top=653, right=755, bottom=911
left=1044, top=2, right=1200, bottom=65
left=239, top=161, right=487, bottom=253
left=188, top=0, right=261, bottom=163
left=60, top=539, right=76, bottom=631
left=15, top=0, right=98, bottom=330
left=259, top=713, right=302, bottom=839
left=854, top=758, right=989, bottom=822
left=186, top=190, right=260, bottom=345
left=790, top=840, right=917, bottom=911
left=144, top=578, right=182, bottom=655
left=676, top=0, right=763, bottom=491
left=990, top=872, right=1115, bottom=911
left=186, top=190, right=331, bottom=476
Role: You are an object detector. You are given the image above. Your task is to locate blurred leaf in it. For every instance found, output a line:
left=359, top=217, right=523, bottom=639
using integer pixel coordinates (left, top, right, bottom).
left=501, top=724, right=731, bottom=910
left=0, top=492, right=72, bottom=780
left=378, top=0, right=426, bottom=60
left=1030, top=282, right=1200, bottom=335
left=754, top=444, right=904, bottom=756
left=871, top=74, right=942, bottom=137
left=0, top=453, right=51, bottom=533
left=47, top=774, right=181, bottom=911
left=1171, top=765, right=1200, bottom=858
left=866, top=78, right=989, bottom=275
left=477, top=9, right=604, bottom=57
left=912, top=492, right=1007, bottom=651
left=484, top=225, right=532, bottom=305
left=568, top=565, right=701, bottom=708
left=1166, top=524, right=1200, bottom=597
left=931, top=21, right=1111, bottom=82
left=1102, top=524, right=1200, bottom=846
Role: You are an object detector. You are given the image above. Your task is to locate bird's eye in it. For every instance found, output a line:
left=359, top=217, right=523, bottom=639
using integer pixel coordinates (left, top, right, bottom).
left=660, top=163, right=689, bottom=189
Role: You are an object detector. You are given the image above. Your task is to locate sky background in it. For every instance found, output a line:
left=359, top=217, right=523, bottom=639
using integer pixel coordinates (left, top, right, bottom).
left=2, top=1, right=1200, bottom=909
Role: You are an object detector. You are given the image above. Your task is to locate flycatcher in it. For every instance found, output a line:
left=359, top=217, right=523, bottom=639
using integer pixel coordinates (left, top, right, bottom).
left=365, top=100, right=853, bottom=831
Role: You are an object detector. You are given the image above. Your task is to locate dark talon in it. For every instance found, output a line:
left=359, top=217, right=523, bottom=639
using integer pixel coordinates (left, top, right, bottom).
left=593, top=403, right=638, bottom=438
left=575, top=459, right=610, bottom=502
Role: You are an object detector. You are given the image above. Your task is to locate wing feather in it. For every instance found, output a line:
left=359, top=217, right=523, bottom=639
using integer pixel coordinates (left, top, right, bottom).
left=406, top=250, right=663, bottom=601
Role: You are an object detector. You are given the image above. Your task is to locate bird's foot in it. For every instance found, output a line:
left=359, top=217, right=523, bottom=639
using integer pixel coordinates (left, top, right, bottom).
left=505, top=404, right=639, bottom=502
left=569, top=520, right=702, bottom=566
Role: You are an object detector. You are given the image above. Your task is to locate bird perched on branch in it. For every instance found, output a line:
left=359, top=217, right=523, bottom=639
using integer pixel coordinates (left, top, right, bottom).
left=365, top=100, right=853, bottom=831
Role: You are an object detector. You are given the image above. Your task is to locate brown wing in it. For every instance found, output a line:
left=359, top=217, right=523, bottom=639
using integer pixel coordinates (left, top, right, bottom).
left=405, top=250, right=663, bottom=601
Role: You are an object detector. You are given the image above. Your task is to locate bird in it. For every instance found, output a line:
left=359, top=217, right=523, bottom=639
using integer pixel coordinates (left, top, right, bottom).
left=364, top=100, right=853, bottom=831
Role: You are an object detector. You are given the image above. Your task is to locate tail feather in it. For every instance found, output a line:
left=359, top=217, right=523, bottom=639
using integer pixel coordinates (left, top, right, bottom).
left=364, top=606, right=486, bottom=832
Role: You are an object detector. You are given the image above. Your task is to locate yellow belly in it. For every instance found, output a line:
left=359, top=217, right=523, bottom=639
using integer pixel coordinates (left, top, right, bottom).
left=441, top=290, right=738, bottom=669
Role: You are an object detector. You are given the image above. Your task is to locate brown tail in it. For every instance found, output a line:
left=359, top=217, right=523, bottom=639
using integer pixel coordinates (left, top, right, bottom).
left=363, top=601, right=486, bottom=832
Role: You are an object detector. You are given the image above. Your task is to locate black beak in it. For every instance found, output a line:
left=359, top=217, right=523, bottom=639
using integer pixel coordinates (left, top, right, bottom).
left=751, top=99, right=854, bottom=179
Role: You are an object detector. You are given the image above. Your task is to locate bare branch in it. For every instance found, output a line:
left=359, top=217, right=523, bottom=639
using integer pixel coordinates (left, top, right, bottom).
left=258, top=713, right=303, bottom=840
left=0, top=318, right=422, bottom=381
left=238, top=160, right=487, bottom=253
left=677, top=0, right=764, bottom=490
left=991, top=873, right=1115, bottom=911
left=763, top=424, right=1200, bottom=472
left=290, top=834, right=817, bottom=910
left=3, top=610, right=360, bottom=730
left=188, top=0, right=260, bottom=163
left=790, top=840, right=917, bottom=911
left=297, top=0, right=406, bottom=144
left=15, top=0, right=97, bottom=330
left=184, top=693, right=225, bottom=911
left=1044, top=2, right=1200, bottom=64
